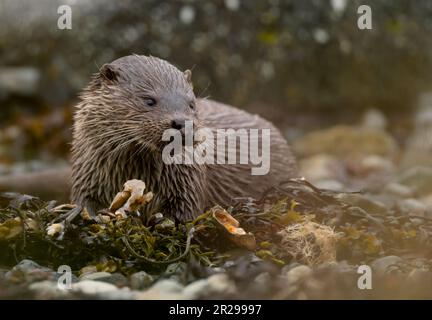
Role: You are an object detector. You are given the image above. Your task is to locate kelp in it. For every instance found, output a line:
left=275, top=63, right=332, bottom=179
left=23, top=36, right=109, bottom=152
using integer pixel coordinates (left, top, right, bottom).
left=1, top=178, right=432, bottom=276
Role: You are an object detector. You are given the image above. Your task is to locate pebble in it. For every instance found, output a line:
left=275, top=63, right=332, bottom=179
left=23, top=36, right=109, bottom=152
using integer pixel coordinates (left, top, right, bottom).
left=137, top=279, right=186, bottom=300
left=398, top=166, right=432, bottom=196
left=384, top=183, right=413, bottom=198
left=5, top=259, right=56, bottom=283
left=397, top=198, right=427, bottom=217
left=72, top=280, right=119, bottom=295
left=284, top=265, right=312, bottom=283
left=130, top=271, right=154, bottom=290
left=80, top=272, right=128, bottom=287
left=183, top=273, right=236, bottom=299
left=370, top=256, right=403, bottom=275
left=29, top=280, right=70, bottom=298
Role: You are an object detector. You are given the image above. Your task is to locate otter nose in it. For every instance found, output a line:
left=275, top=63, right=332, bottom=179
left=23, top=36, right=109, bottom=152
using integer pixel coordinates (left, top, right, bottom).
left=171, top=119, right=186, bottom=130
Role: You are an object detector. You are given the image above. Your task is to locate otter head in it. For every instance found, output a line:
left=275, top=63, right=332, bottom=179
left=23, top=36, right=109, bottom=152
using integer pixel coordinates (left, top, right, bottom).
left=80, top=54, right=199, bottom=155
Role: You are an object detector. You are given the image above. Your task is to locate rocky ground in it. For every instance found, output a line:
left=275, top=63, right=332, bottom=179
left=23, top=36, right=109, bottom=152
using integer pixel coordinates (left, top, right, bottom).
left=1, top=105, right=432, bottom=300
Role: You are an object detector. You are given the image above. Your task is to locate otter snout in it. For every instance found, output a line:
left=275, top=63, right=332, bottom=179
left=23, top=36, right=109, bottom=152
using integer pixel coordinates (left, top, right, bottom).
left=171, top=118, right=186, bottom=130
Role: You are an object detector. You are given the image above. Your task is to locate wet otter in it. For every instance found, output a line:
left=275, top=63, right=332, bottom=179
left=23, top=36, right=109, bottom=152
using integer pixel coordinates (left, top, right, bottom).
left=15, top=55, right=298, bottom=222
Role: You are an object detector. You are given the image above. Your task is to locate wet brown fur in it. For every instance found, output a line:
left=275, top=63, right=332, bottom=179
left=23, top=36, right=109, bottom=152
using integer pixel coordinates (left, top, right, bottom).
left=71, top=55, right=298, bottom=221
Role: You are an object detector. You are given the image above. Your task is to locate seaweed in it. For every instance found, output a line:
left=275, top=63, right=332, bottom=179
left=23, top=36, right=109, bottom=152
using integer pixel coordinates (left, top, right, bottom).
left=1, top=178, right=432, bottom=277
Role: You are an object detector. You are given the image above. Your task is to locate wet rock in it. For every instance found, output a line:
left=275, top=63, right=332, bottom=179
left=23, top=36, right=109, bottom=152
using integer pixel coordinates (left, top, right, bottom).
left=5, top=259, right=56, bottom=283
left=281, top=262, right=302, bottom=275
left=355, top=155, right=395, bottom=176
left=98, top=288, right=138, bottom=300
left=361, top=108, right=388, bottom=130
left=29, top=280, right=70, bottom=299
left=397, top=199, right=427, bottom=217
left=78, top=265, right=98, bottom=278
left=407, top=268, right=431, bottom=283
left=336, top=193, right=388, bottom=215
left=130, top=271, right=155, bottom=290
left=293, top=125, right=398, bottom=159
left=370, top=256, right=403, bottom=275
left=314, top=179, right=345, bottom=191
left=398, top=166, right=432, bottom=196
left=164, top=262, right=187, bottom=282
left=284, top=265, right=312, bottom=283
left=384, top=183, right=413, bottom=198
left=137, top=279, right=186, bottom=300
left=80, top=272, right=128, bottom=287
left=298, top=154, right=342, bottom=182
left=71, top=280, right=119, bottom=295
left=0, top=67, right=40, bottom=97
left=331, top=260, right=356, bottom=274
left=401, top=103, right=432, bottom=168
left=183, top=274, right=236, bottom=299
left=419, top=194, right=432, bottom=213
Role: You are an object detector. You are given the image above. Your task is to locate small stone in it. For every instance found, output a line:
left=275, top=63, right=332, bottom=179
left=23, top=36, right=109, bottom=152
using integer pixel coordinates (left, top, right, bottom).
left=336, top=193, right=387, bottom=215
left=0, top=67, right=40, bottom=96
left=398, top=166, right=432, bottom=196
left=29, top=280, right=70, bottom=299
left=253, top=272, right=271, bottom=285
left=6, top=259, right=56, bottom=283
left=72, top=280, right=119, bottom=295
left=99, top=288, right=138, bottom=300
left=137, top=279, right=186, bottom=300
left=361, top=108, right=387, bottom=130
left=281, top=262, right=302, bottom=275
left=314, top=179, right=344, bottom=191
left=398, top=199, right=427, bottom=217
left=183, top=274, right=236, bottom=299
left=284, top=265, right=312, bottom=283
left=80, top=272, right=128, bottom=287
left=384, top=183, right=413, bottom=198
left=298, top=154, right=340, bottom=182
left=79, top=265, right=98, bottom=277
left=407, top=268, right=430, bottom=283
left=130, top=271, right=154, bottom=290
left=370, top=256, right=403, bottom=275
left=358, top=155, right=395, bottom=175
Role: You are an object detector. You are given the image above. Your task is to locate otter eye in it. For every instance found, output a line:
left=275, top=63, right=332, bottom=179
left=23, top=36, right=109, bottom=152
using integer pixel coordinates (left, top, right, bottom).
left=144, top=97, right=156, bottom=107
left=189, top=103, right=195, bottom=110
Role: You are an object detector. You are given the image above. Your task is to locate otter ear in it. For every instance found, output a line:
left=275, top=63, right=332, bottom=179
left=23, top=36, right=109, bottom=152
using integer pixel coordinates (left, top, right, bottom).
left=100, top=64, right=119, bottom=83
left=184, top=69, right=192, bottom=85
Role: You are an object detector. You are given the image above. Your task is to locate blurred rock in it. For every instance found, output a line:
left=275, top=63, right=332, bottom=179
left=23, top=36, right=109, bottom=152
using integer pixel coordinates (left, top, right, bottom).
left=71, top=280, right=119, bottom=295
left=253, top=272, right=271, bottom=284
left=298, top=154, right=342, bottom=182
left=130, top=271, right=154, bottom=290
left=284, top=265, right=312, bottom=283
left=5, top=259, right=56, bottom=283
left=0, top=67, right=40, bottom=97
left=401, top=101, right=432, bottom=168
left=314, top=179, right=345, bottom=191
left=293, top=126, right=398, bottom=159
left=361, top=108, right=388, bottom=130
left=397, top=198, right=427, bottom=217
left=137, top=279, right=186, bottom=300
left=398, top=166, right=432, bottom=196
left=29, top=280, right=70, bottom=299
left=384, top=182, right=413, bottom=198
left=183, top=273, right=236, bottom=299
left=335, top=193, right=388, bottom=215
left=353, top=155, right=395, bottom=176
left=370, top=256, right=403, bottom=275
left=80, top=272, right=128, bottom=287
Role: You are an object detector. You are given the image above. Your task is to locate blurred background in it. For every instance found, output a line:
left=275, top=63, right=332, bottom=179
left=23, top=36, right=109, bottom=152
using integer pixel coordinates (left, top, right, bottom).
left=1, top=0, right=432, bottom=195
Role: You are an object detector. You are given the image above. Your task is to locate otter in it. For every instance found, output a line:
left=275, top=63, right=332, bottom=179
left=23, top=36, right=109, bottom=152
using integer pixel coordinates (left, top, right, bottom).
left=0, top=55, right=297, bottom=222
left=71, top=55, right=297, bottom=222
